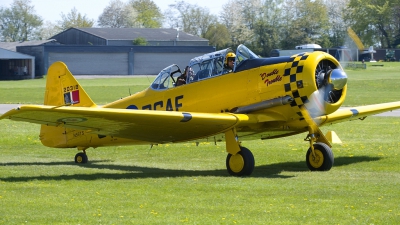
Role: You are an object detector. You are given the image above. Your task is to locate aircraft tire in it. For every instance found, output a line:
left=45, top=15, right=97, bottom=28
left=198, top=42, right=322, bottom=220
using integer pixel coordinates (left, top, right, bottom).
left=306, top=142, right=334, bottom=171
left=75, top=152, right=88, bottom=164
left=226, top=147, right=255, bottom=176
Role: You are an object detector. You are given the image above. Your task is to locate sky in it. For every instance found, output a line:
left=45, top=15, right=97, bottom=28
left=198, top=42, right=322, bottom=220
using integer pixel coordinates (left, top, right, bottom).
left=0, top=0, right=229, bottom=25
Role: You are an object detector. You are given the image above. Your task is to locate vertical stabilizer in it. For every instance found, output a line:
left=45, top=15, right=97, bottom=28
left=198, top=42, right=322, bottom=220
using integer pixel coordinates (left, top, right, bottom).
left=41, top=61, right=96, bottom=148
left=44, top=61, right=96, bottom=107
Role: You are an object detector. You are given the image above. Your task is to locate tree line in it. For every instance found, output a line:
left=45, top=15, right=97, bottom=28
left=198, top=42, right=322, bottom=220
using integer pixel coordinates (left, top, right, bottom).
left=1, top=0, right=399, bottom=56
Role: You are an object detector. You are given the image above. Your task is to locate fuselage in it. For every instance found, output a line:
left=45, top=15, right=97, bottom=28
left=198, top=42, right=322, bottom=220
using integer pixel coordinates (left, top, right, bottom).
left=102, top=51, right=346, bottom=142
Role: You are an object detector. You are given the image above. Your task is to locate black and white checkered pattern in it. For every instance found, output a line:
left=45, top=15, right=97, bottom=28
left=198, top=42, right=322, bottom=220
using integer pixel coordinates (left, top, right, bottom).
left=283, top=53, right=311, bottom=117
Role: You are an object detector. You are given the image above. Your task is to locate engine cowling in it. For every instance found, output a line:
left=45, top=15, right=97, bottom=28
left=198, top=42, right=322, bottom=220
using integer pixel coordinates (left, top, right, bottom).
left=284, top=51, right=348, bottom=117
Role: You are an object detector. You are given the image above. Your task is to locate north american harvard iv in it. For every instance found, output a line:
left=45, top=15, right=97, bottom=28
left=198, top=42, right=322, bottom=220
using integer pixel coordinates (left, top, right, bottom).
left=2, top=44, right=400, bottom=176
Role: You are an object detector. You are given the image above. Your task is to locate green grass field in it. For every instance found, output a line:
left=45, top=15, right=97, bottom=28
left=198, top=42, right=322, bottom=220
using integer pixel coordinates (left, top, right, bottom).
left=1, top=62, right=400, bottom=224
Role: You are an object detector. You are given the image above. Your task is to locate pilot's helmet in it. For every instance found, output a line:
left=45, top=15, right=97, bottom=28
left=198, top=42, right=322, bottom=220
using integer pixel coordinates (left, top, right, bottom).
left=225, top=52, right=236, bottom=65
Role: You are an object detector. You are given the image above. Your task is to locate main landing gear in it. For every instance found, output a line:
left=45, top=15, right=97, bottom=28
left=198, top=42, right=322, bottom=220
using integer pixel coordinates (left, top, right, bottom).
left=223, top=125, right=335, bottom=176
left=226, top=146, right=255, bottom=176
left=300, top=105, right=334, bottom=171
left=306, top=142, right=334, bottom=171
left=304, top=129, right=334, bottom=171
left=224, top=129, right=255, bottom=176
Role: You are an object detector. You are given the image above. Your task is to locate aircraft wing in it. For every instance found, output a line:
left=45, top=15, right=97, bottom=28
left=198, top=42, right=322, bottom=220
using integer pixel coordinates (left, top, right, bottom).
left=318, top=101, right=400, bottom=125
left=0, top=105, right=255, bottom=143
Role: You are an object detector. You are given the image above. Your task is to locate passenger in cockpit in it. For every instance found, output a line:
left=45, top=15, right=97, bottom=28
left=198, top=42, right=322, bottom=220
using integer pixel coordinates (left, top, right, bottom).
left=223, top=52, right=236, bottom=74
left=176, top=66, right=189, bottom=86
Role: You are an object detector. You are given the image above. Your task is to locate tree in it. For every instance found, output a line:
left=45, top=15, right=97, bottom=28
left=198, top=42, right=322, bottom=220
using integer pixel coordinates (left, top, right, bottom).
left=164, top=1, right=190, bottom=31
left=37, top=21, right=62, bottom=40
left=204, top=23, right=231, bottom=49
left=133, top=37, right=147, bottom=45
left=58, top=7, right=94, bottom=30
left=129, top=0, right=163, bottom=28
left=221, top=0, right=254, bottom=48
left=166, top=1, right=218, bottom=37
left=163, top=4, right=180, bottom=29
left=393, top=1, right=400, bottom=47
left=240, top=0, right=263, bottom=30
left=280, top=0, right=330, bottom=49
left=196, top=8, right=218, bottom=37
left=0, top=0, right=42, bottom=42
left=323, top=0, right=350, bottom=47
left=345, top=0, right=399, bottom=48
left=250, top=0, right=284, bottom=56
left=98, top=0, right=137, bottom=28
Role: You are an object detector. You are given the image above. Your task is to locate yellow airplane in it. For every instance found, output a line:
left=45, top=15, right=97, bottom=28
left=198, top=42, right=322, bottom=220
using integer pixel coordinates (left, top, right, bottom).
left=1, top=44, right=400, bottom=176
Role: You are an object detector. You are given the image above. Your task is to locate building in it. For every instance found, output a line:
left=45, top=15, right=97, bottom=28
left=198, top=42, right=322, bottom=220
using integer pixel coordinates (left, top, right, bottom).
left=51, top=27, right=209, bottom=46
left=0, top=40, right=49, bottom=80
left=1, top=28, right=214, bottom=79
left=0, top=48, right=35, bottom=80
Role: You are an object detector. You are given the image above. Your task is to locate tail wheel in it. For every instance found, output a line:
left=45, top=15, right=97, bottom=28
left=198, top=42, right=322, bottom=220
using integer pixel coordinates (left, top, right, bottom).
left=306, top=142, right=334, bottom=171
left=226, top=147, right=255, bottom=176
left=75, top=152, right=88, bottom=164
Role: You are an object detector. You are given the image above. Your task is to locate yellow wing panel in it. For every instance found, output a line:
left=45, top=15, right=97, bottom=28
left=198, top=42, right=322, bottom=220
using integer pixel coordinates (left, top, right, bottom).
left=0, top=105, right=251, bottom=143
left=319, top=101, right=400, bottom=125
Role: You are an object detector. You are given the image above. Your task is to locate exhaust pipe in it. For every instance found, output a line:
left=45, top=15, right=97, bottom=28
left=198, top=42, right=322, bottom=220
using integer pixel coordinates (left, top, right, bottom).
left=233, top=95, right=293, bottom=114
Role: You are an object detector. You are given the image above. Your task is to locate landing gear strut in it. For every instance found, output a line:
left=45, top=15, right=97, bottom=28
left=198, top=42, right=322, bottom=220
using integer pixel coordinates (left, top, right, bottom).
left=300, top=105, right=334, bottom=171
left=303, top=125, right=334, bottom=171
left=224, top=128, right=255, bottom=176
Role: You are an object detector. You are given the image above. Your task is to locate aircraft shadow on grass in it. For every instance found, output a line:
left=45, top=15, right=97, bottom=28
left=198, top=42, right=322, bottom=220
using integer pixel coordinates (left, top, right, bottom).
left=0, top=156, right=381, bottom=182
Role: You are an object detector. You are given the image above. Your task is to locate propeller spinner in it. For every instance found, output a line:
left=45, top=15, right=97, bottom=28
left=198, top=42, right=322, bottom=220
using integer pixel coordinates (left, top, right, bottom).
left=316, top=68, right=348, bottom=103
left=307, top=62, right=348, bottom=118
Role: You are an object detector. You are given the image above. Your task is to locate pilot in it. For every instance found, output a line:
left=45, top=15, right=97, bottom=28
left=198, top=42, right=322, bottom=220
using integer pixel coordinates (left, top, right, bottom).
left=223, top=52, right=236, bottom=74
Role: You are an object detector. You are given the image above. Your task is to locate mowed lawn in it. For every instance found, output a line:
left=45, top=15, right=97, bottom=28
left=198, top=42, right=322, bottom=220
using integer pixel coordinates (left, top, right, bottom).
left=0, top=62, right=400, bottom=224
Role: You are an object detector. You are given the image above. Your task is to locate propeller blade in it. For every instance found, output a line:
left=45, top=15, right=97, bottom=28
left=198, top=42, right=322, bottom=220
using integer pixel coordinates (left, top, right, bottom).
left=305, top=83, right=333, bottom=118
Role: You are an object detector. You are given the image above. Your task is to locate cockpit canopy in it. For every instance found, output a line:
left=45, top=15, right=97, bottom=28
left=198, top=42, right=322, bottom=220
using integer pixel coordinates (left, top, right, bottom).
left=150, top=64, right=182, bottom=90
left=150, top=44, right=259, bottom=91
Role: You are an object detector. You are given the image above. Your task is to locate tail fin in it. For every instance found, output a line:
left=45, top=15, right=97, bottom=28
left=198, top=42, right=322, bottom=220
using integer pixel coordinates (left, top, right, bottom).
left=41, top=61, right=96, bottom=148
left=44, top=61, right=96, bottom=107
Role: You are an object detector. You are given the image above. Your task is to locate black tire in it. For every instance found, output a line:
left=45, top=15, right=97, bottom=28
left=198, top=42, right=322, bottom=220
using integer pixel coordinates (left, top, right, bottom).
left=75, top=152, right=88, bottom=164
left=306, top=142, right=334, bottom=171
left=226, top=147, right=255, bottom=176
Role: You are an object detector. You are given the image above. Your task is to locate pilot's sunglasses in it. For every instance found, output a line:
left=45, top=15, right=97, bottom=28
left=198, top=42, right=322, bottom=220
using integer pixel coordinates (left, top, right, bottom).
left=229, top=58, right=235, bottom=62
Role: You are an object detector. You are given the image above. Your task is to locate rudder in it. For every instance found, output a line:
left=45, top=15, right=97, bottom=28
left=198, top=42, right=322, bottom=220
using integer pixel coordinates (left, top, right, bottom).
left=44, top=61, right=96, bottom=107
left=40, top=61, right=96, bottom=148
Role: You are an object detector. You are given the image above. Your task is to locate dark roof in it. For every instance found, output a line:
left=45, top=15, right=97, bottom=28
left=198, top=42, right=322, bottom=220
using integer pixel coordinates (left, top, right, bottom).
left=0, top=39, right=59, bottom=51
left=70, top=28, right=207, bottom=42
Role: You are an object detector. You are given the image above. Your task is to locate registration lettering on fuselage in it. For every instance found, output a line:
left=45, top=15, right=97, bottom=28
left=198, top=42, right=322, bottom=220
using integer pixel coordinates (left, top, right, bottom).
left=127, top=95, right=184, bottom=111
